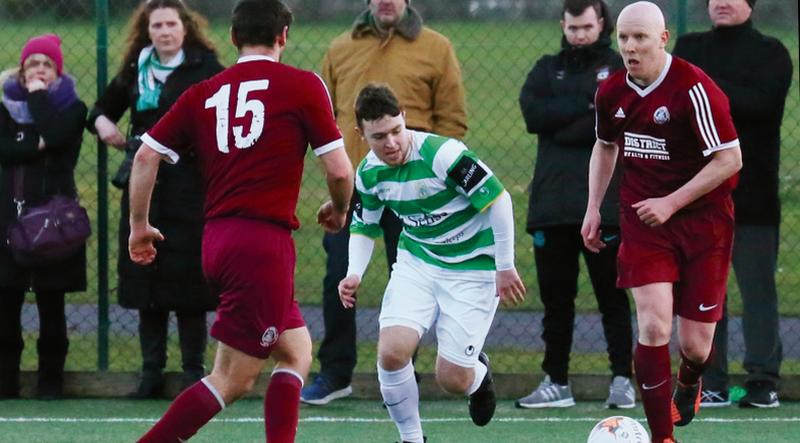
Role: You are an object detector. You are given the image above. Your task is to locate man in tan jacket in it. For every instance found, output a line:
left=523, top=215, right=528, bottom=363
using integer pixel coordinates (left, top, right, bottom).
left=302, top=0, right=467, bottom=406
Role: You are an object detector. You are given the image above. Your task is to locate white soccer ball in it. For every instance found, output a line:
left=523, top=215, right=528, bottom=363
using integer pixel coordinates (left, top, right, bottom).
left=587, top=416, right=650, bottom=443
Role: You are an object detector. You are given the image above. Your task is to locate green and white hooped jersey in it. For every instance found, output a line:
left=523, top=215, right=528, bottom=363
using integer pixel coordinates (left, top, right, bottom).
left=351, top=130, right=505, bottom=271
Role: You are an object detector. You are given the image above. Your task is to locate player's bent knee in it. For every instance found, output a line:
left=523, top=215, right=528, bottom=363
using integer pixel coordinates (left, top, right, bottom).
left=679, top=340, right=713, bottom=362
left=637, top=322, right=671, bottom=345
left=435, top=372, right=471, bottom=394
left=205, top=372, right=258, bottom=404
left=378, top=349, right=412, bottom=372
left=435, top=359, right=472, bottom=394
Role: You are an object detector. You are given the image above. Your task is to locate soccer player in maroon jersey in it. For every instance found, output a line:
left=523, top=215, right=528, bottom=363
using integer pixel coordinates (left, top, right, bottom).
left=580, top=2, right=742, bottom=442
left=127, top=1, right=354, bottom=442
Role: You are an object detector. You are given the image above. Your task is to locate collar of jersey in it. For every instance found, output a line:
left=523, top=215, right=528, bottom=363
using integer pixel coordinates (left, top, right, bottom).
left=626, top=53, right=672, bottom=98
left=237, top=55, right=277, bottom=64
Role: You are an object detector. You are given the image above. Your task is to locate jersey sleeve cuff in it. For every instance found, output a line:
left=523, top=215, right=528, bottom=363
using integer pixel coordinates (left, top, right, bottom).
left=702, top=139, right=739, bottom=157
left=313, top=138, right=344, bottom=156
left=141, top=133, right=180, bottom=164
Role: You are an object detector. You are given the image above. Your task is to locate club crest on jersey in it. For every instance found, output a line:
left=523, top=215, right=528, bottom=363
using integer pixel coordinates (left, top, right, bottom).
left=653, top=106, right=670, bottom=125
left=596, top=66, right=610, bottom=81
left=260, top=326, right=278, bottom=348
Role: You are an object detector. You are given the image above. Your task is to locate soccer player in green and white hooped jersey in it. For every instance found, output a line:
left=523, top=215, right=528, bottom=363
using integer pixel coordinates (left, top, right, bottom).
left=337, top=84, right=526, bottom=443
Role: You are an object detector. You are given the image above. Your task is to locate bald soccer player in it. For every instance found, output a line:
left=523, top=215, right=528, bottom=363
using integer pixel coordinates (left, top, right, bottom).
left=580, top=2, right=741, bottom=442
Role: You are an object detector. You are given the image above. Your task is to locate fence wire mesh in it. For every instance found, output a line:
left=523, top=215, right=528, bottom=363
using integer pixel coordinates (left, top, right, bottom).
left=3, top=0, right=798, bottom=380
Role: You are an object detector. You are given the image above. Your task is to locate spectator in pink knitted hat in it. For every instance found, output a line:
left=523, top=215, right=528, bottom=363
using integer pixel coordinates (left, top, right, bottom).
left=0, top=33, right=87, bottom=400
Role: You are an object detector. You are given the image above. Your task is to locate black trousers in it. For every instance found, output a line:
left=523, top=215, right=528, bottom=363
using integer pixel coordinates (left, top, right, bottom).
left=137, top=308, right=207, bottom=381
left=532, top=226, right=633, bottom=384
left=704, top=224, right=782, bottom=390
left=0, top=288, right=68, bottom=393
left=317, top=192, right=402, bottom=386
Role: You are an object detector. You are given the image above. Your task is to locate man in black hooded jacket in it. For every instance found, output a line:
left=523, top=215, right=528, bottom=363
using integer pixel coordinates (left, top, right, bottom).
left=516, top=0, right=633, bottom=409
left=674, top=0, right=793, bottom=409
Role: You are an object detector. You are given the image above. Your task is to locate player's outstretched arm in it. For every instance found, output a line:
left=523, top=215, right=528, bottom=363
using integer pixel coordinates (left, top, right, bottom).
left=128, top=143, right=165, bottom=265
left=338, top=234, right=375, bottom=309
left=317, top=147, right=353, bottom=232
left=582, top=139, right=618, bottom=252
left=488, top=191, right=526, bottom=306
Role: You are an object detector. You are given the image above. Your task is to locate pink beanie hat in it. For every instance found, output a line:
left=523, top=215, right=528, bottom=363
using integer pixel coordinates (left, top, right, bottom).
left=20, top=34, right=64, bottom=75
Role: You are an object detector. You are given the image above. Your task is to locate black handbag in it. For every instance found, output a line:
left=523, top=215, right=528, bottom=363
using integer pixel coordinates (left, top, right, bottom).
left=6, top=166, right=91, bottom=266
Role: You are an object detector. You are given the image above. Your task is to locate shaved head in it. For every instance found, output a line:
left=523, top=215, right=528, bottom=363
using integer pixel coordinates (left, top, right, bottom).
left=615, top=1, right=669, bottom=86
left=617, top=1, right=666, bottom=34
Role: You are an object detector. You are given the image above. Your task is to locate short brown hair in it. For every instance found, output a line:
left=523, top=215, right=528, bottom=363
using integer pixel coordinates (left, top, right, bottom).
left=355, top=84, right=402, bottom=128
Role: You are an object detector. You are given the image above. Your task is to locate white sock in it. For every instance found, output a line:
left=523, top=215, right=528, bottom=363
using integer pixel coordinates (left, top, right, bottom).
left=467, top=359, right=488, bottom=396
left=378, top=361, right=423, bottom=443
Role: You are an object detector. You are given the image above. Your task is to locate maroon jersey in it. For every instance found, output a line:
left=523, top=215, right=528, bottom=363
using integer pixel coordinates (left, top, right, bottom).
left=143, top=55, right=344, bottom=230
left=595, top=54, right=739, bottom=212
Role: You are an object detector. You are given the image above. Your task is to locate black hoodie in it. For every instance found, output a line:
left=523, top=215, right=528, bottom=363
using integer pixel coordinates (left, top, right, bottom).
left=674, top=20, right=793, bottom=226
left=519, top=23, right=623, bottom=232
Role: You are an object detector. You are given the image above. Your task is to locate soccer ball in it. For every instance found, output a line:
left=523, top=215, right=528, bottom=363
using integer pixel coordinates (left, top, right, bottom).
left=587, top=416, right=650, bottom=443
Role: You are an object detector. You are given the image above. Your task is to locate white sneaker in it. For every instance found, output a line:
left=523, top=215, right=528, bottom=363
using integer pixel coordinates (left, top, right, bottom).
left=515, top=375, right=575, bottom=408
left=606, top=376, right=636, bottom=409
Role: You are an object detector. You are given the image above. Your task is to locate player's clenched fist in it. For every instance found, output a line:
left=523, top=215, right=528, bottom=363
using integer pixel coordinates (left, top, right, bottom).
left=129, top=224, right=165, bottom=265
left=338, top=274, right=361, bottom=309
left=317, top=200, right=348, bottom=233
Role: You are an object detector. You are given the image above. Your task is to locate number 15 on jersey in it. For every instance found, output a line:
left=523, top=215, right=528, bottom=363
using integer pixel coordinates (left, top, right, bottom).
left=204, top=79, right=269, bottom=153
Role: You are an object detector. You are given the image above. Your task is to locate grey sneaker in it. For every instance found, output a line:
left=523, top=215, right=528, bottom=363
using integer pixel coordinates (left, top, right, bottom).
left=699, top=389, right=731, bottom=408
left=515, top=375, right=575, bottom=408
left=606, top=376, right=636, bottom=409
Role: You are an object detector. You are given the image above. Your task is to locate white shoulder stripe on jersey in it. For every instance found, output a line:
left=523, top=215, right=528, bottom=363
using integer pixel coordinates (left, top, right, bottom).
left=702, top=139, right=739, bottom=157
left=689, top=83, right=722, bottom=150
left=141, top=133, right=180, bottom=164
left=697, top=83, right=722, bottom=146
left=313, top=138, right=344, bottom=156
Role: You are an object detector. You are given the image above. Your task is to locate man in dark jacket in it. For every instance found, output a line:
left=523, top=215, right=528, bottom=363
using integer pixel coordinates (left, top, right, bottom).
left=515, top=0, right=633, bottom=410
left=673, top=0, right=793, bottom=409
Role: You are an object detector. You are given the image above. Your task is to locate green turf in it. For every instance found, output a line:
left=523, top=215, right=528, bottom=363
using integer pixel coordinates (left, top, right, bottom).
left=0, top=398, right=798, bottom=442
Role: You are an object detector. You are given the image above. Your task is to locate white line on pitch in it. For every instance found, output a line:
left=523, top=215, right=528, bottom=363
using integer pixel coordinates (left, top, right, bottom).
left=1, top=417, right=799, bottom=424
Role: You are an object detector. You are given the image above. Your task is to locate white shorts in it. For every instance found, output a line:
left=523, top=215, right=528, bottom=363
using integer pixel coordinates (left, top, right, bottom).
left=379, top=250, right=499, bottom=367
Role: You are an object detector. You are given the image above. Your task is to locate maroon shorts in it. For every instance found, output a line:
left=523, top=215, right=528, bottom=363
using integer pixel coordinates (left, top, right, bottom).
left=617, top=199, right=734, bottom=322
left=202, top=217, right=305, bottom=359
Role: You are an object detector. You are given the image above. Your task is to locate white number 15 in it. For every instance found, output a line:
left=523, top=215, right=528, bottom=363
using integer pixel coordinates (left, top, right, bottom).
left=204, top=80, right=269, bottom=153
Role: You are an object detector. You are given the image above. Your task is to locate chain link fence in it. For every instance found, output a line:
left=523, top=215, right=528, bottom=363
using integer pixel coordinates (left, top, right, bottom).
left=3, top=0, right=798, bottom=381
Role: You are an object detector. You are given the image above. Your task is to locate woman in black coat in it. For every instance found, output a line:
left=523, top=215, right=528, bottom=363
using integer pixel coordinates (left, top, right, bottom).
left=0, top=34, right=88, bottom=399
left=87, top=0, right=223, bottom=398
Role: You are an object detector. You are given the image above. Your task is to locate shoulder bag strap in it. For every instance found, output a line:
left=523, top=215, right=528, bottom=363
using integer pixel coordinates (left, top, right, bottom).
left=12, top=166, right=24, bottom=217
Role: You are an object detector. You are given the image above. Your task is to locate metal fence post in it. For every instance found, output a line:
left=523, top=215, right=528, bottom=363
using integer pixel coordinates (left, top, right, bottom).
left=676, top=0, right=688, bottom=35
left=95, top=0, right=110, bottom=371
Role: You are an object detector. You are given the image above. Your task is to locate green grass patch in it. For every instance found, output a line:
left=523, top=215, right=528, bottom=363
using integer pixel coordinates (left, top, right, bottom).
left=0, top=399, right=799, bottom=442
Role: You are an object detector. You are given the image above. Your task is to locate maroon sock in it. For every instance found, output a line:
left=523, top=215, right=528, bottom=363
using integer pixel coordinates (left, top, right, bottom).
left=264, top=370, right=303, bottom=443
left=138, top=379, right=224, bottom=443
left=677, top=347, right=714, bottom=387
left=634, top=342, right=673, bottom=442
